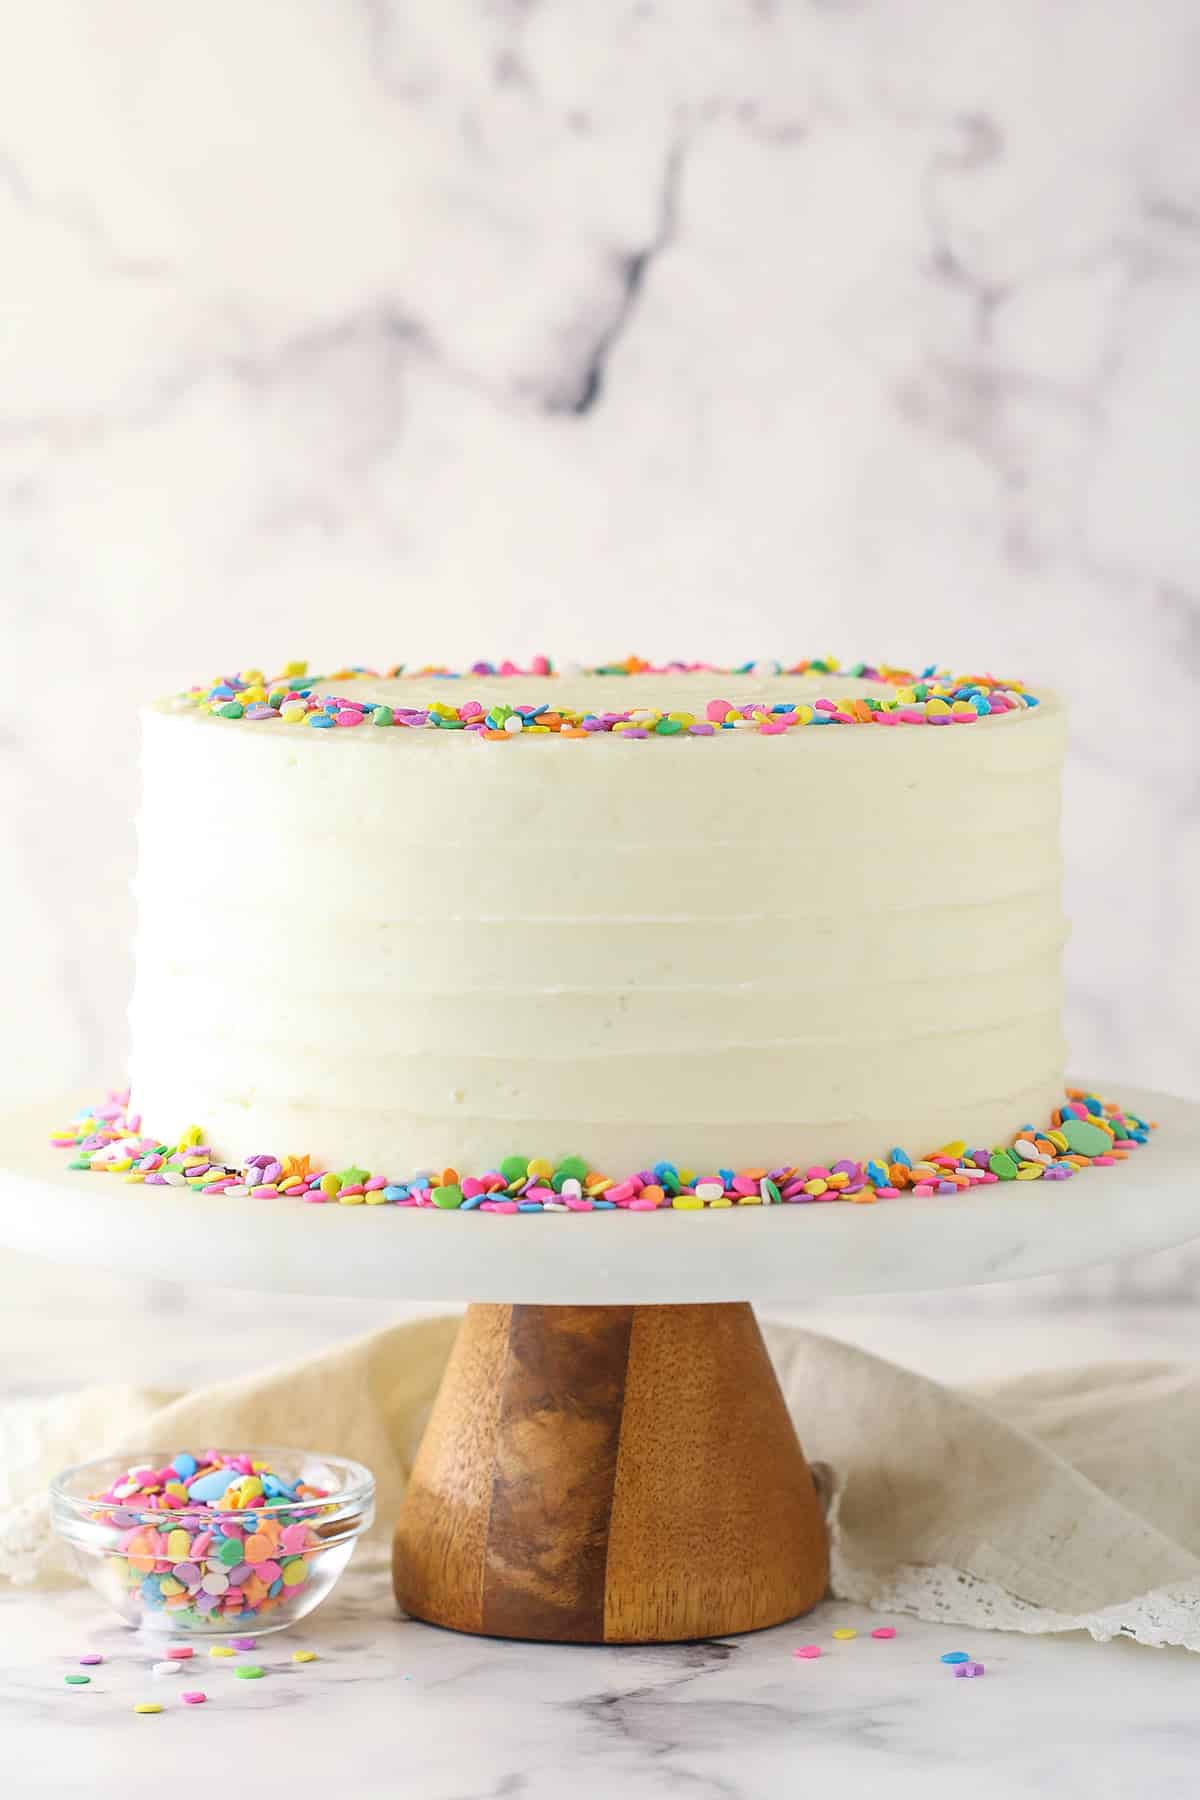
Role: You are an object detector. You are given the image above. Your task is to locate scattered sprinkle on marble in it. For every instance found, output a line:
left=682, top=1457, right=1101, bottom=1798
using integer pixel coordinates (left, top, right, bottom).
left=954, top=1661, right=986, bottom=1678
left=181, top=1691, right=207, bottom=1704
left=64, top=1674, right=90, bottom=1685
left=152, top=1661, right=182, bottom=1677
left=78, top=1654, right=103, bottom=1665
left=209, top=1646, right=235, bottom=1658
left=165, top=1646, right=194, bottom=1659
left=870, top=1627, right=897, bottom=1639
left=941, top=1651, right=971, bottom=1664
left=230, top=1637, right=257, bottom=1651
left=793, top=1645, right=823, bottom=1659
left=134, top=1703, right=163, bottom=1714
left=831, top=1627, right=857, bottom=1640
left=292, top=1650, right=317, bottom=1663
left=235, top=1665, right=265, bottom=1679
left=52, top=1089, right=1157, bottom=1220
left=169, top=656, right=1044, bottom=744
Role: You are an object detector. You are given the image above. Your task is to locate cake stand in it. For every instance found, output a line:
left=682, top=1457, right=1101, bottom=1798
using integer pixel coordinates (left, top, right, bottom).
left=3, top=1082, right=1197, bottom=1645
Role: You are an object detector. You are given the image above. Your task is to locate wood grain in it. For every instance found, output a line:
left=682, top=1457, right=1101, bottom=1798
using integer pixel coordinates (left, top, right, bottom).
left=393, top=1301, right=828, bottom=1644
left=391, top=1302, right=510, bottom=1634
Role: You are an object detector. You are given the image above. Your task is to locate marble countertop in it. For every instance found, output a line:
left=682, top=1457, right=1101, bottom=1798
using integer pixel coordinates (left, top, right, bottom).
left=5, top=1283, right=1200, bottom=1799
left=6, top=1565, right=1198, bottom=1800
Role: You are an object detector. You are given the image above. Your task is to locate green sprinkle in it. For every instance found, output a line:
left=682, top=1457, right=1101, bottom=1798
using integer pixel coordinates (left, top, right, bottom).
left=337, top=1165, right=369, bottom=1187
left=65, top=1674, right=91, bottom=1685
left=655, top=718, right=683, bottom=734
left=989, top=1150, right=1018, bottom=1180
left=235, top=1665, right=265, bottom=1680
left=432, top=1183, right=464, bottom=1209
left=499, top=1154, right=529, bottom=1184
left=1060, top=1118, right=1112, bottom=1157
left=553, top=1155, right=589, bottom=1184
left=761, top=1177, right=781, bottom=1203
left=217, top=701, right=244, bottom=719
left=372, top=706, right=394, bottom=726
left=68, top=1158, right=92, bottom=1171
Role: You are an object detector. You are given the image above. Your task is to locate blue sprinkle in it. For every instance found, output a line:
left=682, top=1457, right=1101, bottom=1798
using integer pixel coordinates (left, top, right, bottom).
left=719, top=1168, right=735, bottom=1187
left=460, top=1192, right=486, bottom=1210
left=888, top=1147, right=912, bottom=1168
left=309, top=714, right=334, bottom=729
left=382, top=1185, right=409, bottom=1201
left=941, top=1651, right=970, bottom=1664
left=172, top=1452, right=198, bottom=1480
left=517, top=1201, right=544, bottom=1213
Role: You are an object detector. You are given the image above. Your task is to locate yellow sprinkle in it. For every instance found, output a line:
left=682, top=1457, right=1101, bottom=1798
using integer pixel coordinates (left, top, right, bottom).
left=737, top=1193, right=763, bottom=1206
left=280, top=703, right=307, bottom=723
left=804, top=1178, right=828, bottom=1196
left=794, top=705, right=815, bottom=725
left=708, top=1197, right=733, bottom=1208
left=526, top=1157, right=553, bottom=1180
left=338, top=1190, right=366, bottom=1205
left=319, top=1172, right=342, bottom=1196
left=134, top=1703, right=163, bottom=1715
left=122, top=1172, right=146, bottom=1184
left=209, top=1646, right=235, bottom=1658
left=937, top=1140, right=966, bottom=1158
left=672, top=1196, right=703, bottom=1210
left=292, top=1651, right=318, bottom=1663
left=1015, top=1164, right=1044, bottom=1180
left=832, top=1627, right=857, bottom=1640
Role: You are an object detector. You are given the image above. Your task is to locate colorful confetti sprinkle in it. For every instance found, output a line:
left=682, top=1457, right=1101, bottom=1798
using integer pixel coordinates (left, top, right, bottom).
left=52, top=1089, right=1156, bottom=1217
left=165, top=656, right=1043, bottom=743
left=73, top=1451, right=331, bottom=1631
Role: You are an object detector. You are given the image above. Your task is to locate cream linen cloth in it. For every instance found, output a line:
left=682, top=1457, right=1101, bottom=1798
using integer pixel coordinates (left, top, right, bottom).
left=4, top=1318, right=1200, bottom=1650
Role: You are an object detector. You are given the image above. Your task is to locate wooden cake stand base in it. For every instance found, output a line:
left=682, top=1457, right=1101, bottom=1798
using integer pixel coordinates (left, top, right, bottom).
left=392, top=1301, right=828, bottom=1643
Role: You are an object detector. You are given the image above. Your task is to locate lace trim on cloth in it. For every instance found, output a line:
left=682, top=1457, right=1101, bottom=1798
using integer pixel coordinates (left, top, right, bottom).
left=816, top=1468, right=1200, bottom=1651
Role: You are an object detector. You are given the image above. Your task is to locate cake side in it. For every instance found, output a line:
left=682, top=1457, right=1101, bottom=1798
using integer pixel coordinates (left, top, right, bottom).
left=127, top=666, right=1067, bottom=1176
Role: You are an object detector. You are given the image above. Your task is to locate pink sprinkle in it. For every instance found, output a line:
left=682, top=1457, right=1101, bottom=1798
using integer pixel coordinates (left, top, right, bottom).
left=79, top=1654, right=103, bottom=1665
left=181, top=1691, right=207, bottom=1704
left=166, top=1646, right=194, bottom=1660
left=793, top=1645, right=822, bottom=1659
left=335, top=708, right=364, bottom=727
left=1092, top=1154, right=1116, bottom=1165
left=870, top=1627, right=896, bottom=1639
left=911, top=1182, right=936, bottom=1197
left=705, top=698, right=732, bottom=722
left=230, top=1636, right=256, bottom=1650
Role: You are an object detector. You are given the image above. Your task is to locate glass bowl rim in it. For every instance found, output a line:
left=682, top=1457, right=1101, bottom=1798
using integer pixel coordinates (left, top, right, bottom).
left=49, top=1445, right=375, bottom=1523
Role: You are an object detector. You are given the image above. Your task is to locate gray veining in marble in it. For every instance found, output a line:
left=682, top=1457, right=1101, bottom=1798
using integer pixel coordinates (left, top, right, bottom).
left=7, top=1564, right=1200, bottom=1800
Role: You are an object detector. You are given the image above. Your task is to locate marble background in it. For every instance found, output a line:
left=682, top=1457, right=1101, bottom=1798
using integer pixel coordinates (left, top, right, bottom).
left=0, top=2, right=1197, bottom=1330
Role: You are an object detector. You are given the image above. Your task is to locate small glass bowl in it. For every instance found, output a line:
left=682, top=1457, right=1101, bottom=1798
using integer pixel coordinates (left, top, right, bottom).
left=50, top=1448, right=374, bottom=1637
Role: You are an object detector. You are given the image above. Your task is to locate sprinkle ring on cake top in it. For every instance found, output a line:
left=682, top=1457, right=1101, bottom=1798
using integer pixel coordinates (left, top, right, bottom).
left=173, top=655, right=1039, bottom=738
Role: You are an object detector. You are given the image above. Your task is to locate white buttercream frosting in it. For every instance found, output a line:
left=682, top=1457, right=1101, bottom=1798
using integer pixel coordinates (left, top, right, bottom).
left=128, top=670, right=1067, bottom=1175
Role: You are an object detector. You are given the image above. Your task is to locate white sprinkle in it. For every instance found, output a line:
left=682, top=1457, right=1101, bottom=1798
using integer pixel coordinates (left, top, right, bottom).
left=152, top=1661, right=182, bottom=1677
left=504, top=714, right=523, bottom=735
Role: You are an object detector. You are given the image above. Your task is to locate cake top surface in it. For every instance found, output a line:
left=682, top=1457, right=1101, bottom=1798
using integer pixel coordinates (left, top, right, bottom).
left=154, top=657, right=1051, bottom=741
